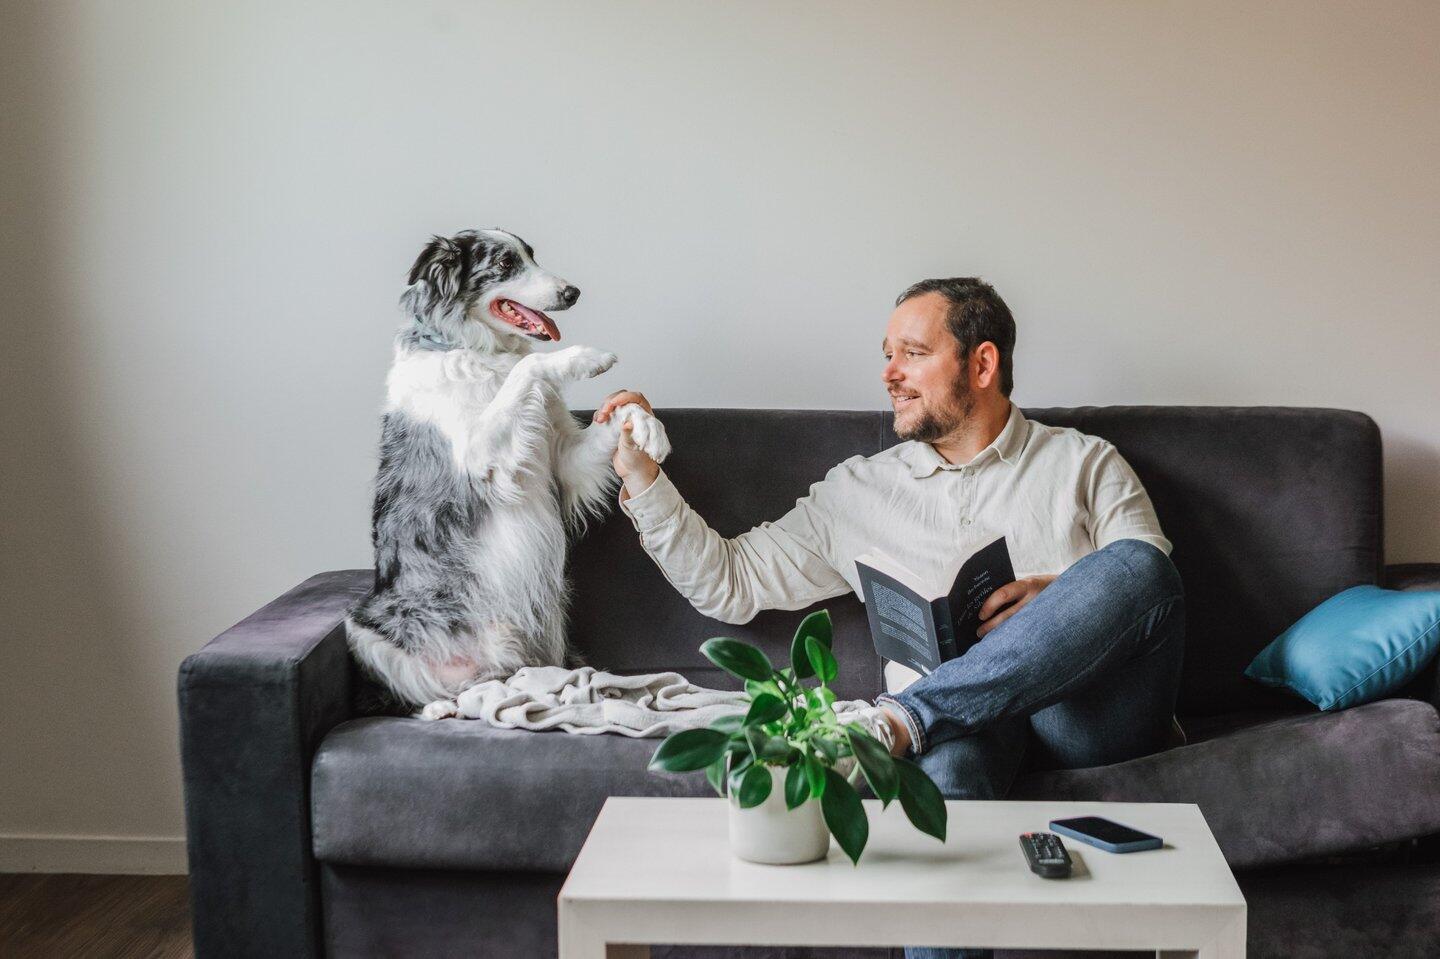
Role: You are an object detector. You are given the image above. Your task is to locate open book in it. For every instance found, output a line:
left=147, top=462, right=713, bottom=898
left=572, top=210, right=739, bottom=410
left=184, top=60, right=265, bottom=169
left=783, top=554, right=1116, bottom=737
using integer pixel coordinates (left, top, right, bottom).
left=855, top=536, right=1015, bottom=678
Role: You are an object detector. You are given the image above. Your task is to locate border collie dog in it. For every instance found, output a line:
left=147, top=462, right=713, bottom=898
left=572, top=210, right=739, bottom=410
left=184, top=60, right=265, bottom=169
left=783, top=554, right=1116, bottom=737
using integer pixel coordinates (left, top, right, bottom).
left=346, top=229, right=670, bottom=718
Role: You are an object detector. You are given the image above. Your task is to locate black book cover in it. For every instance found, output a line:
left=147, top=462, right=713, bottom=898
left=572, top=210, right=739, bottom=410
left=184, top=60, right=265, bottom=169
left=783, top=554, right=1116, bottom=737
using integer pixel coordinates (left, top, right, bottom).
left=856, top=537, right=1015, bottom=676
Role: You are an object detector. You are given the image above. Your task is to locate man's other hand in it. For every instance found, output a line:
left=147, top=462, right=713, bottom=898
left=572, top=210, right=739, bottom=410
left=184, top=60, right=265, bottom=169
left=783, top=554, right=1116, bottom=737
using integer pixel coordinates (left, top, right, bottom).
left=976, top=575, right=1057, bottom=638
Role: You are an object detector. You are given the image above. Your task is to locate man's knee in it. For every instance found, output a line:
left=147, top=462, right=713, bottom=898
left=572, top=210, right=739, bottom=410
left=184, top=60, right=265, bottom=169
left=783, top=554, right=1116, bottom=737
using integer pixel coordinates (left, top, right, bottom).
left=1101, top=538, right=1183, bottom=603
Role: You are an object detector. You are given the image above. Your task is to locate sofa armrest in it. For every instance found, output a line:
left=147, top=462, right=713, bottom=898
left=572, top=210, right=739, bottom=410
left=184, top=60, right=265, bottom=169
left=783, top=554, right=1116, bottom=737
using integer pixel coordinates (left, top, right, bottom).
left=1385, top=563, right=1440, bottom=708
left=178, top=570, right=370, bottom=959
left=1385, top=562, right=1440, bottom=592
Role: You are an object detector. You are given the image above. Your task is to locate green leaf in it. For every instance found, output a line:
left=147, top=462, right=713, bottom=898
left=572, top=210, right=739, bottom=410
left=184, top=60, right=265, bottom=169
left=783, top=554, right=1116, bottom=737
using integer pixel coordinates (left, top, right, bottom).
left=727, top=753, right=754, bottom=794
left=803, top=752, right=826, bottom=798
left=789, top=609, right=833, bottom=678
left=820, top=767, right=869, bottom=864
left=701, top=637, right=774, bottom=683
left=736, top=762, right=773, bottom=808
left=704, top=757, right=727, bottom=797
left=784, top=763, right=809, bottom=810
left=648, top=728, right=729, bottom=772
left=805, top=635, right=838, bottom=684
left=844, top=725, right=899, bottom=806
left=744, top=678, right=772, bottom=699
left=812, top=734, right=841, bottom=765
left=745, top=725, right=793, bottom=763
left=744, top=692, right=788, bottom=727
left=708, top=713, right=746, bottom=734
left=895, top=757, right=948, bottom=842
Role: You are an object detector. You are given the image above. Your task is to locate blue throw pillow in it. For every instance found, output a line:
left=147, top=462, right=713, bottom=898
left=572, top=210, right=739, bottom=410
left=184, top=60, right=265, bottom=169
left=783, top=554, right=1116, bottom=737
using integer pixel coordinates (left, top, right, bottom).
left=1245, top=585, right=1440, bottom=711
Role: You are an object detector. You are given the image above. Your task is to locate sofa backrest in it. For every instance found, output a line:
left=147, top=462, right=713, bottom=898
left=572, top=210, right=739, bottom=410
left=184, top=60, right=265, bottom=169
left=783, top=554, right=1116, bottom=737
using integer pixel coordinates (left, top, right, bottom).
left=568, top=407, right=1383, bottom=715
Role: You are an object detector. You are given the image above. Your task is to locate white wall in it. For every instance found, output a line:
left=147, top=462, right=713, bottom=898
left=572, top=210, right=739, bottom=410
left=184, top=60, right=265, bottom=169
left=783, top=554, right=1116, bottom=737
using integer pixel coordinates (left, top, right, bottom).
left=1, top=0, right=1436, bottom=871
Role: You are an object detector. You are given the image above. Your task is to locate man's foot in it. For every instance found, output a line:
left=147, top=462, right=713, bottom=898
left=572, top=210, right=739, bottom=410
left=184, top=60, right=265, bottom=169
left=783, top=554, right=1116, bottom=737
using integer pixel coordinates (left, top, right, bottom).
left=849, top=702, right=911, bottom=757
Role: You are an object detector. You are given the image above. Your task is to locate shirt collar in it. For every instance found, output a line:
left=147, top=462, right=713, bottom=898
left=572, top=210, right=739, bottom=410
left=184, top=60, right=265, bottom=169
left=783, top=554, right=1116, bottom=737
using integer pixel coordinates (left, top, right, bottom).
left=905, top=403, right=1029, bottom=478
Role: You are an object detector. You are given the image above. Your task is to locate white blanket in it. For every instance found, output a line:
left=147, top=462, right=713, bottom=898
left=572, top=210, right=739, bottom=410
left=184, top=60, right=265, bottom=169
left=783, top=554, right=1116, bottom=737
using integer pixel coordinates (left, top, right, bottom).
left=450, top=665, right=870, bottom=737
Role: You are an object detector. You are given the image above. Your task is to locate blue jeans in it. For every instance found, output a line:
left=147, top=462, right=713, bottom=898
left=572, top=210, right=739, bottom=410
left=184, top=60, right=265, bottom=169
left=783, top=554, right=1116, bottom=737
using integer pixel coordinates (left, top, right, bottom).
left=875, top=538, right=1185, bottom=959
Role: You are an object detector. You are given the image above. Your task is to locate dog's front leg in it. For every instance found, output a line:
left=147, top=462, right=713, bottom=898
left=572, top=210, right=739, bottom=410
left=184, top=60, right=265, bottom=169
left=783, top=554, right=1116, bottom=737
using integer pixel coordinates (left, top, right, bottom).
left=553, top=401, right=672, bottom=532
left=466, top=347, right=616, bottom=499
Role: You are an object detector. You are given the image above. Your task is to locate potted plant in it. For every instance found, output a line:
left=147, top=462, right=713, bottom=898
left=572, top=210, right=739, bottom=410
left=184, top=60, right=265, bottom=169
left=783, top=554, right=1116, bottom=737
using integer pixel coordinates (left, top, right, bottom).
left=647, top=609, right=948, bottom=865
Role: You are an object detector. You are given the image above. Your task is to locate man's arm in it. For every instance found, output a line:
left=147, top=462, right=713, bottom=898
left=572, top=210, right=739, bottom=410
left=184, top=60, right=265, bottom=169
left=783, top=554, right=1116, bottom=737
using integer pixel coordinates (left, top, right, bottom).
left=1083, top=442, right=1172, bottom=554
left=597, top=393, right=851, bottom=624
left=977, top=441, right=1170, bottom=639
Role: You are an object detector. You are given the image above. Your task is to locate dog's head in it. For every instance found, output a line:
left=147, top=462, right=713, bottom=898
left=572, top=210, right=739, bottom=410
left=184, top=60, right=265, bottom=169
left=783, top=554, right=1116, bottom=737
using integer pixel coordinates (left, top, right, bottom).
left=399, top=229, right=579, bottom=351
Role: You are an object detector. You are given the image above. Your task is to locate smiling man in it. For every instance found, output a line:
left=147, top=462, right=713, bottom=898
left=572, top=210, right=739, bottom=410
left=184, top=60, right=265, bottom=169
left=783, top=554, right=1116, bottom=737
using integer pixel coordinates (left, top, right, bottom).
left=597, top=280, right=1184, bottom=957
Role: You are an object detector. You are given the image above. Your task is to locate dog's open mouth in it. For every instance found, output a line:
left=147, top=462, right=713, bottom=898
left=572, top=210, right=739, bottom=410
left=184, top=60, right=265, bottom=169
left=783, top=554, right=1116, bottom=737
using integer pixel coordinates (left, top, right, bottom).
left=490, top=299, right=561, bottom=341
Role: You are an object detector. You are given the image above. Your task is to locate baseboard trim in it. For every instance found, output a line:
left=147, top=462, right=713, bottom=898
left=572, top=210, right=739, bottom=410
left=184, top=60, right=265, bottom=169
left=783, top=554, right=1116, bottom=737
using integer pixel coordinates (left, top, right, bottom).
left=0, top=834, right=188, bottom=875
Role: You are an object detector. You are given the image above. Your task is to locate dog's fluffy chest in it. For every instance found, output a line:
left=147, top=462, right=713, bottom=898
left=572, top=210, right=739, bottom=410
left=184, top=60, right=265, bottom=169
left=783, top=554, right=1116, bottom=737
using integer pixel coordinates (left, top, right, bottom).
left=386, top=349, right=543, bottom=476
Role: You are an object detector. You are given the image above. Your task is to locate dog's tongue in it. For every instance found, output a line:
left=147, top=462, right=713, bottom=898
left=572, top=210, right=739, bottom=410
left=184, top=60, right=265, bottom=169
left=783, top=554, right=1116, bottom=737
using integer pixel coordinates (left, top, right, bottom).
left=511, top=302, right=561, bottom=341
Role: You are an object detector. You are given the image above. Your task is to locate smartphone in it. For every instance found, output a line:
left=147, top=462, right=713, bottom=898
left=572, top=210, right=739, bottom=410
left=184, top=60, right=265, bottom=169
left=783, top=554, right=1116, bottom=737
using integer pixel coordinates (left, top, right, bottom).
left=1048, top=816, right=1163, bottom=853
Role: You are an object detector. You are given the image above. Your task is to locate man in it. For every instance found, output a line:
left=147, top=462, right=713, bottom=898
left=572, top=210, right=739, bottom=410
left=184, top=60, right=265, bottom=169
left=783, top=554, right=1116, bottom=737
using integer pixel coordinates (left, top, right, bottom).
left=594, top=279, right=1184, bottom=959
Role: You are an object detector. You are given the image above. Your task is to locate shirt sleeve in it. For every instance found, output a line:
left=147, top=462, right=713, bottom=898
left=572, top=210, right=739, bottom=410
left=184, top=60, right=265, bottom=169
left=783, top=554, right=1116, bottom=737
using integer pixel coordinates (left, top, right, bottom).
left=1083, top=443, right=1173, bottom=556
left=618, top=467, right=853, bottom=624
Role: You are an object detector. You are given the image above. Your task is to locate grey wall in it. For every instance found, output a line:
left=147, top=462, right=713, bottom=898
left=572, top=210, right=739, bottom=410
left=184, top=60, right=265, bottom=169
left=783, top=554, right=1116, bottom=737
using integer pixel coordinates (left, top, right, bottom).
left=2, top=0, right=1436, bottom=870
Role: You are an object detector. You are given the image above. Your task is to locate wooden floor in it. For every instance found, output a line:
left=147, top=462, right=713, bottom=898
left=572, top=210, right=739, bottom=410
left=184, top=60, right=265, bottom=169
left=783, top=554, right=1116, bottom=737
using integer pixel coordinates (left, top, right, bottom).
left=0, top=874, right=192, bottom=959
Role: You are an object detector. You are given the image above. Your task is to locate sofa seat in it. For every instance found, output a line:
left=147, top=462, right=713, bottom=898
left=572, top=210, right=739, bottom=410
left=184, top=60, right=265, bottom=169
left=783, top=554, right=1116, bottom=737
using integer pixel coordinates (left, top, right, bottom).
left=315, top=698, right=1440, bottom=877
left=311, top=716, right=714, bottom=873
left=1010, top=698, right=1440, bottom=869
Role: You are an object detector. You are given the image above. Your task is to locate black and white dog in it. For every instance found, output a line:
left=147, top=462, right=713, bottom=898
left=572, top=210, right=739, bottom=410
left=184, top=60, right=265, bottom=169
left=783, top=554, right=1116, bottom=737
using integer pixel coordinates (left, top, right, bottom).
left=346, top=229, right=670, bottom=718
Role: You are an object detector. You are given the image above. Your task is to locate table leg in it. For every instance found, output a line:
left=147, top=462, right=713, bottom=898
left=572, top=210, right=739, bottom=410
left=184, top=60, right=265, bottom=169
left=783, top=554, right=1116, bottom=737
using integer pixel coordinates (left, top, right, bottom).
left=557, top=904, right=650, bottom=959
left=1157, top=914, right=1245, bottom=959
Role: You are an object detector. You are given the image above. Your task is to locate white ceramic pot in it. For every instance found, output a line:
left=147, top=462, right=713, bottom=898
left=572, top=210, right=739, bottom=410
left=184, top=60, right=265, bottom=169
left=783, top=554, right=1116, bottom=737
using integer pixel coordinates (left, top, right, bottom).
left=726, top=763, right=830, bottom=865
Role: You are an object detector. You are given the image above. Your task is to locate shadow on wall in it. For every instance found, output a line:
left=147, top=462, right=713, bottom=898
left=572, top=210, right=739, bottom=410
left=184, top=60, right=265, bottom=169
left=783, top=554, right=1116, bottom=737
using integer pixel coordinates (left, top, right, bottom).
left=0, top=1, right=176, bottom=837
left=1386, top=435, right=1440, bottom=562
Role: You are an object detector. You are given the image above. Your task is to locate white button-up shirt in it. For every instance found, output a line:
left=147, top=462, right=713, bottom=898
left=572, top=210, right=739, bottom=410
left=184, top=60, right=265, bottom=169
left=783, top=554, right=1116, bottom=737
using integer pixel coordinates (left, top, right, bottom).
left=619, top=404, right=1171, bottom=691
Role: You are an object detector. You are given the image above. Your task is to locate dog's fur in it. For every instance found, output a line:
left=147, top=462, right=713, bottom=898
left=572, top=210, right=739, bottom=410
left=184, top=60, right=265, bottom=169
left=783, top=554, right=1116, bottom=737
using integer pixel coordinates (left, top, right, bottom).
left=346, top=228, right=670, bottom=717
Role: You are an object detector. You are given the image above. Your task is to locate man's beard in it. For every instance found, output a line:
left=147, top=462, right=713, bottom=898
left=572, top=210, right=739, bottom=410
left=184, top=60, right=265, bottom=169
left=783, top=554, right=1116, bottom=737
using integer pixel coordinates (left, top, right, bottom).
left=895, top=381, right=975, bottom=443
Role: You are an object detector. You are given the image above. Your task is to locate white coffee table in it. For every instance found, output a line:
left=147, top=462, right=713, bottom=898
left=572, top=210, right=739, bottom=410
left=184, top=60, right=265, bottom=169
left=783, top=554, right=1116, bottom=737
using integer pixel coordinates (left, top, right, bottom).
left=558, top=797, right=1245, bottom=958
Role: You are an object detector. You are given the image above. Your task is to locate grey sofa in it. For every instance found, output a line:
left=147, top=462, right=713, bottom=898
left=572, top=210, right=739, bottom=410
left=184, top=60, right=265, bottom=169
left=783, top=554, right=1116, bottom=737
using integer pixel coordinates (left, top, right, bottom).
left=179, top=407, right=1440, bottom=959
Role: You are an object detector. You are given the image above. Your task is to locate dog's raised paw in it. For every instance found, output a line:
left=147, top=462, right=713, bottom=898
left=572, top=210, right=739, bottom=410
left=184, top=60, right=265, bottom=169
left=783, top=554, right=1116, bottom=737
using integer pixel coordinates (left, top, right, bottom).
left=639, top=415, right=672, bottom=463
left=548, top=345, right=616, bottom=381
left=419, top=698, right=460, bottom=721
left=612, top=404, right=671, bottom=463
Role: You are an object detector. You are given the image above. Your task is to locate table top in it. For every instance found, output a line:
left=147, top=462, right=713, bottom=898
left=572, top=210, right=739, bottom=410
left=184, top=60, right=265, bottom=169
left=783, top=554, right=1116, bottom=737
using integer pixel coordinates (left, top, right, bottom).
left=560, top=797, right=1245, bottom=911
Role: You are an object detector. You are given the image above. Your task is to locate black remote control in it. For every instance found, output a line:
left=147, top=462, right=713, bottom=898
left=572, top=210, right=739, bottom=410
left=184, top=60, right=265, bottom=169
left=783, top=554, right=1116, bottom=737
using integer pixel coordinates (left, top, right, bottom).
left=1019, top=832, right=1072, bottom=878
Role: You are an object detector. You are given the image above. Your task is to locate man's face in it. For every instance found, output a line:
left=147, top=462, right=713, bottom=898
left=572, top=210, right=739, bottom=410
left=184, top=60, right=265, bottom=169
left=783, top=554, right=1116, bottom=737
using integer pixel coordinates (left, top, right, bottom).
left=882, top=292, right=973, bottom=442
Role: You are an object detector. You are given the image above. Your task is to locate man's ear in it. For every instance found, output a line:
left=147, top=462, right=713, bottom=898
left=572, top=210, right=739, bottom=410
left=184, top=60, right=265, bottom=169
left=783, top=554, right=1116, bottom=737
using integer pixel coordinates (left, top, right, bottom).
left=399, top=235, right=465, bottom=320
left=972, top=341, right=1002, bottom=391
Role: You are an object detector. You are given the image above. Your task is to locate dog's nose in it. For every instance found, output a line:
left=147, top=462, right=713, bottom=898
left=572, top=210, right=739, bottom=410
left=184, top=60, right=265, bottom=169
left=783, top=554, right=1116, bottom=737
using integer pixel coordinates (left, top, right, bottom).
left=559, top=285, right=580, bottom=307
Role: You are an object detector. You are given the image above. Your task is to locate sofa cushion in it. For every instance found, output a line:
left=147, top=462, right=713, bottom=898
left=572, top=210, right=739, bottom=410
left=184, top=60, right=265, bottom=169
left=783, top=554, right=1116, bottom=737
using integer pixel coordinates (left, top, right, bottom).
left=1009, top=698, right=1440, bottom=870
left=311, top=716, right=715, bottom=873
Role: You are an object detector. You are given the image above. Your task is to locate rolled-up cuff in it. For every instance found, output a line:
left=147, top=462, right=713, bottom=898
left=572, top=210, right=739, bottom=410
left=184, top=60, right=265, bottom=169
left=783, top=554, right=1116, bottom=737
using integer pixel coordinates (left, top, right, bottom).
left=876, top=693, right=926, bottom=757
left=617, top=469, right=680, bottom=534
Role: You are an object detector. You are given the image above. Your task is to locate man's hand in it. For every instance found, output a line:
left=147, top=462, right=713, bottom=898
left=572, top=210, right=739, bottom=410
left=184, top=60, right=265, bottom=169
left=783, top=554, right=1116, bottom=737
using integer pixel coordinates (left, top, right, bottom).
left=593, top=389, right=653, bottom=423
left=595, top=390, right=660, bottom=498
left=976, top=574, right=1057, bottom=638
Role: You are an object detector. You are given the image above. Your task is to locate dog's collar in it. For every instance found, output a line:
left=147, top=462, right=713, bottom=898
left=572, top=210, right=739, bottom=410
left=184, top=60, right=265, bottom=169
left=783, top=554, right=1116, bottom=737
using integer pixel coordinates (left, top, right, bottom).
left=409, top=320, right=460, bottom=352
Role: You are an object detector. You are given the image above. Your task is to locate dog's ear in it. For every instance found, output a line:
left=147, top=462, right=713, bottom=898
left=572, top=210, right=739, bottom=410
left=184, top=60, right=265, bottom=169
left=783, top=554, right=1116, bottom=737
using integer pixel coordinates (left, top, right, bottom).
left=400, top=234, right=471, bottom=319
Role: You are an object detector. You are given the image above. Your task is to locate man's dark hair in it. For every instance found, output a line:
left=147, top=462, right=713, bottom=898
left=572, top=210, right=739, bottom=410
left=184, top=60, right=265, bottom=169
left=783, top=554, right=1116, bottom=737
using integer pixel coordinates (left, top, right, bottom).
left=895, top=278, right=1016, bottom=396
